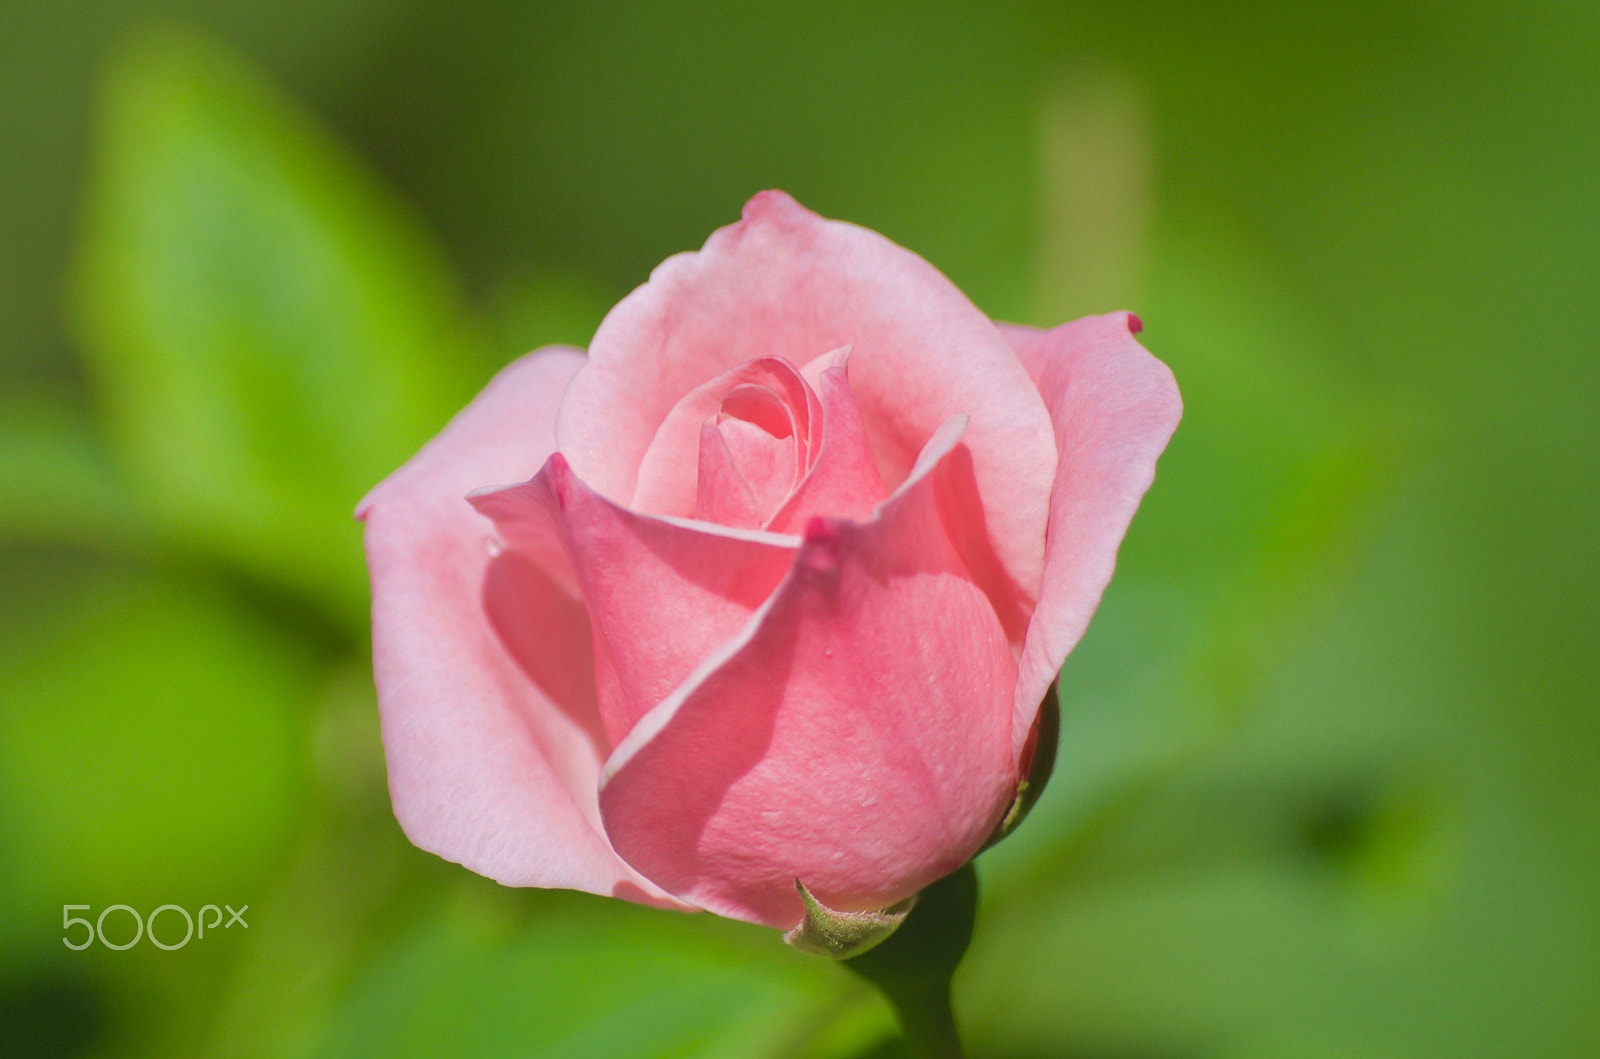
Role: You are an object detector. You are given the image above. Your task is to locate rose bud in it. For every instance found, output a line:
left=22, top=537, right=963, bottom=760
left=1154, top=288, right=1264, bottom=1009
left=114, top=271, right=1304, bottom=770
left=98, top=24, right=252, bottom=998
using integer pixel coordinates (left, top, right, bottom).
left=358, top=191, right=1180, bottom=933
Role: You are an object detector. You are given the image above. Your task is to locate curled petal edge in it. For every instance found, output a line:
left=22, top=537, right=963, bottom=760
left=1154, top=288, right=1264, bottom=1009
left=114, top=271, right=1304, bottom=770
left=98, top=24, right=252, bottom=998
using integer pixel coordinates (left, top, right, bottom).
left=1002, top=312, right=1182, bottom=762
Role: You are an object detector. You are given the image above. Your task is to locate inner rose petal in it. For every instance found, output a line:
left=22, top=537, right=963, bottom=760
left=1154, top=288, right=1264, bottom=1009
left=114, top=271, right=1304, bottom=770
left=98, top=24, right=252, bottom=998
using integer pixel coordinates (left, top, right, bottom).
left=720, top=383, right=797, bottom=443
left=633, top=353, right=896, bottom=534
left=707, top=416, right=792, bottom=517
left=767, top=363, right=887, bottom=532
left=632, top=357, right=819, bottom=520
left=691, top=383, right=801, bottom=527
left=694, top=420, right=765, bottom=527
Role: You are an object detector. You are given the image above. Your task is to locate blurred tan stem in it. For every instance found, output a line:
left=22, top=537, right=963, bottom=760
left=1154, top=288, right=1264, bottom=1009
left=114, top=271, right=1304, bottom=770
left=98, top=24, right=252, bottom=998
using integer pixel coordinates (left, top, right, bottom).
left=1031, top=63, right=1154, bottom=324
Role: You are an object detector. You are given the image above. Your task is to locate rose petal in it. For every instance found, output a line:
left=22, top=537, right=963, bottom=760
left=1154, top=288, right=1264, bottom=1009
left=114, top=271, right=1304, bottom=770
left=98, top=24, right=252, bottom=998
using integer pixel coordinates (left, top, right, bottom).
left=721, top=382, right=800, bottom=443
left=1000, top=313, right=1182, bottom=761
left=630, top=356, right=818, bottom=519
left=472, top=455, right=799, bottom=746
left=694, top=420, right=765, bottom=528
left=597, top=417, right=1017, bottom=929
left=558, top=191, right=1057, bottom=606
left=712, top=413, right=794, bottom=516
left=768, top=363, right=885, bottom=532
left=358, top=348, right=674, bottom=902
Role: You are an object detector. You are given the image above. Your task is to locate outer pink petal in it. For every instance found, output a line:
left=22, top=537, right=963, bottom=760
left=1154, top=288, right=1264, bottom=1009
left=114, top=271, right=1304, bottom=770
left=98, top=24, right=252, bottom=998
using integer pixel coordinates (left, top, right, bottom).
left=358, top=348, right=676, bottom=904
left=471, top=455, right=798, bottom=747
left=557, top=191, right=1057, bottom=607
left=1001, top=313, right=1183, bottom=760
left=597, top=418, right=1017, bottom=929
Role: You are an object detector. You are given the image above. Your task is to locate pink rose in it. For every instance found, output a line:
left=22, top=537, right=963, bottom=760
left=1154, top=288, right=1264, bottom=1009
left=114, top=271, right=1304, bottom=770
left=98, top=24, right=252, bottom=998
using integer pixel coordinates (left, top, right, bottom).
left=358, top=191, right=1180, bottom=930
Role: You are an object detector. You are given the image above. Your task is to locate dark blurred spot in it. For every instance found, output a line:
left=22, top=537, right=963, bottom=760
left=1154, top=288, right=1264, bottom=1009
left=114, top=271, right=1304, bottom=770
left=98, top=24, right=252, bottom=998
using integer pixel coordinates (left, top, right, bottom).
left=205, top=558, right=358, bottom=660
left=1298, top=787, right=1375, bottom=867
left=849, top=1032, right=1197, bottom=1058
left=851, top=1038, right=910, bottom=1059
left=0, top=974, right=106, bottom=1058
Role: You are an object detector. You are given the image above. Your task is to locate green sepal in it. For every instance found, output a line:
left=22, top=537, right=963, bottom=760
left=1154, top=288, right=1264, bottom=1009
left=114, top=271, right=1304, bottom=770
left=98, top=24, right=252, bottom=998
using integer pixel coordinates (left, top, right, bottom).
left=783, top=879, right=916, bottom=959
left=981, top=680, right=1061, bottom=851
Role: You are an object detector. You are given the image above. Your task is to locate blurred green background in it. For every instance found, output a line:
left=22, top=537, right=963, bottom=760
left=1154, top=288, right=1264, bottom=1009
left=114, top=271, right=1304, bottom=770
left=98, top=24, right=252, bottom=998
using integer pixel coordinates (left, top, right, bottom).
left=2, top=1, right=1596, bottom=1056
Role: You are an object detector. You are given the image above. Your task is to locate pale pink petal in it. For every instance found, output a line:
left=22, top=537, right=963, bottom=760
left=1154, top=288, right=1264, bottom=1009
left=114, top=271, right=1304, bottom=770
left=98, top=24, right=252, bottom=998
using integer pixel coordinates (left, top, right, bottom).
left=1001, top=313, right=1182, bottom=761
left=768, top=364, right=886, bottom=533
left=630, top=357, right=816, bottom=519
left=472, top=454, right=798, bottom=747
left=714, top=414, right=794, bottom=515
left=694, top=421, right=765, bottom=528
left=558, top=191, right=1057, bottom=604
left=358, top=348, right=675, bottom=902
left=598, top=417, right=1017, bottom=929
left=796, top=344, right=853, bottom=392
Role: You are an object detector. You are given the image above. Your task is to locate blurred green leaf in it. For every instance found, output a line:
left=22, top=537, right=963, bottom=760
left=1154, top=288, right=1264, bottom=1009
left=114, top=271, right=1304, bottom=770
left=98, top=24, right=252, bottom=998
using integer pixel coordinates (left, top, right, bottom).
left=0, top=556, right=317, bottom=1057
left=314, top=886, right=892, bottom=1059
left=0, top=560, right=310, bottom=949
left=204, top=661, right=417, bottom=1059
left=0, top=385, right=146, bottom=551
left=72, top=25, right=482, bottom=634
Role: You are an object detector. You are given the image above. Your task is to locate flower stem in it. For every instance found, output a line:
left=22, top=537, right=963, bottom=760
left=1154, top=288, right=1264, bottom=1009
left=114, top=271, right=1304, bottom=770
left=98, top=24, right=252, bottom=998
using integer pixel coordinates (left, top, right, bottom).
left=844, top=861, right=977, bottom=1059
left=881, top=978, right=963, bottom=1058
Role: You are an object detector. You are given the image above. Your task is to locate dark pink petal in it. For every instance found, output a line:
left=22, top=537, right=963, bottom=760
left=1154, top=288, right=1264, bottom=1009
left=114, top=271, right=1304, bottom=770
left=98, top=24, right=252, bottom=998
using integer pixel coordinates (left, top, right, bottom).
left=558, top=191, right=1057, bottom=604
left=768, top=364, right=886, bottom=533
left=472, top=455, right=798, bottom=747
left=597, top=417, right=1017, bottom=929
left=1000, top=313, right=1182, bottom=761
left=630, top=357, right=817, bottom=520
left=358, top=348, right=674, bottom=902
left=721, top=383, right=801, bottom=444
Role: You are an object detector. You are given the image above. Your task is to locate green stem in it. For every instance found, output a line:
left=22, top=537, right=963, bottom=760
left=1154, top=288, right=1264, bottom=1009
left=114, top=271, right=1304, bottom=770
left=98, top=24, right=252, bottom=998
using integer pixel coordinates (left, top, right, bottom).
left=881, top=978, right=963, bottom=1058
left=844, top=862, right=977, bottom=1059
